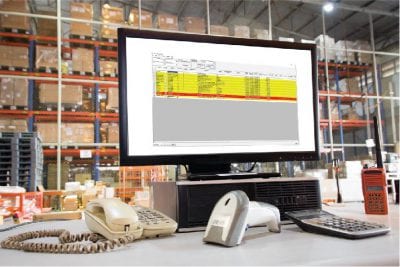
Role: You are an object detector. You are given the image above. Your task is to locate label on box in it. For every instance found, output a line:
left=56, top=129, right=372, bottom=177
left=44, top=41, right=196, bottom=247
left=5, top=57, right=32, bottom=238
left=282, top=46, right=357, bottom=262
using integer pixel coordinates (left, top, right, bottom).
left=80, top=149, right=92, bottom=158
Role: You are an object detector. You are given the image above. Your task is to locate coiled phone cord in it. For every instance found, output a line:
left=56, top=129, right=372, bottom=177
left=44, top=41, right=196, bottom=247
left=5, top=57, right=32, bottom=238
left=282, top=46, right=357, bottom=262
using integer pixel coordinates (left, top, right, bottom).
left=1, top=229, right=136, bottom=253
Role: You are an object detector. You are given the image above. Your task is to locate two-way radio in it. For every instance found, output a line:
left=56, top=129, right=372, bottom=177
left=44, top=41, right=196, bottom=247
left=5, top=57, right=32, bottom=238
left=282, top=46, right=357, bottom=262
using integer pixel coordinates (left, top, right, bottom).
left=361, top=116, right=388, bottom=215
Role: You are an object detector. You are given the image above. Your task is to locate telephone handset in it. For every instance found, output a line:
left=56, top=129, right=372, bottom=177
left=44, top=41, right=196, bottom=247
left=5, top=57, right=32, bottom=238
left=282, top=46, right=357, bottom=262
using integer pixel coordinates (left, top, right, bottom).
left=1, top=198, right=177, bottom=253
left=85, top=198, right=143, bottom=240
left=85, top=199, right=178, bottom=240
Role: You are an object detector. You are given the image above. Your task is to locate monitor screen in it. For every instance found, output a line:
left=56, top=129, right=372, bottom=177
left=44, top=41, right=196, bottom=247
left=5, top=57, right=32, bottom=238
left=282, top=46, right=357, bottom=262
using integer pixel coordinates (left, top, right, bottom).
left=118, top=29, right=319, bottom=171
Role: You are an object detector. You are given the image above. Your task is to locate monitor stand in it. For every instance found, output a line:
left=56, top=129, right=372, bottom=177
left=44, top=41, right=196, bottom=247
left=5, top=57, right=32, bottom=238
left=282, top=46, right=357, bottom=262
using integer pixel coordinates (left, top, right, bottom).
left=187, top=163, right=281, bottom=181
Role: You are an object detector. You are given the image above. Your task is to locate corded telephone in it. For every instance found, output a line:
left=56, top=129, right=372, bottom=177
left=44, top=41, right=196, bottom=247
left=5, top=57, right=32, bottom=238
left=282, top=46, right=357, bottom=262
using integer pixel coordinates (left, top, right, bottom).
left=1, top=198, right=177, bottom=253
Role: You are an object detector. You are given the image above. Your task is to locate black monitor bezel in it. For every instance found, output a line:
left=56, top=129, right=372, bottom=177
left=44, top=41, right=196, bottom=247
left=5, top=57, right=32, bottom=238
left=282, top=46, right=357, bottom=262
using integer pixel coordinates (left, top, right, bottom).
left=118, top=28, right=320, bottom=166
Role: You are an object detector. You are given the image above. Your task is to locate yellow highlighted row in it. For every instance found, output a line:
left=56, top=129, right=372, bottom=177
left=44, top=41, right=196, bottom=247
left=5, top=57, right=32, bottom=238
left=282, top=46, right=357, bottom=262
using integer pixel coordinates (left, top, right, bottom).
left=155, top=71, right=297, bottom=100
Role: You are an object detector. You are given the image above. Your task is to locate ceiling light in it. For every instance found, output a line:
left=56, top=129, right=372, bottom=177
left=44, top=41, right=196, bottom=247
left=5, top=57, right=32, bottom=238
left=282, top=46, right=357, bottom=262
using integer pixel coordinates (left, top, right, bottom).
left=323, top=2, right=334, bottom=13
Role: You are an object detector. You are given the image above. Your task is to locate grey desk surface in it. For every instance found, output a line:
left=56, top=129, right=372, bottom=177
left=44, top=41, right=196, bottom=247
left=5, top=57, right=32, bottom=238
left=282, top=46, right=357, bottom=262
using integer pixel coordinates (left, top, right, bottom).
left=0, top=202, right=399, bottom=266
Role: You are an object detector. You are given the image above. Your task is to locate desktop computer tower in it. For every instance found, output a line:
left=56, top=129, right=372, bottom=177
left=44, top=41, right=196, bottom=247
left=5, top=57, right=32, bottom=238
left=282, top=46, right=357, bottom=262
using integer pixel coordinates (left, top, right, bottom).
left=150, top=177, right=321, bottom=232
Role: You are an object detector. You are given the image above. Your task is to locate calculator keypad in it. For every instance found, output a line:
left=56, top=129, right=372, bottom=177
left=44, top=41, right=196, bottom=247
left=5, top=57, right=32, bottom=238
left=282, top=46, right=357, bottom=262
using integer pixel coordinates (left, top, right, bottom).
left=285, top=209, right=390, bottom=239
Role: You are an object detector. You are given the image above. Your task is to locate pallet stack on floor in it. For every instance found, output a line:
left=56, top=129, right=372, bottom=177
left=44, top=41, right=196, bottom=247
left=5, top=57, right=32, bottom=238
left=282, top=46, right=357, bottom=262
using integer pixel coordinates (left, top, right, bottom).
left=0, top=132, right=43, bottom=191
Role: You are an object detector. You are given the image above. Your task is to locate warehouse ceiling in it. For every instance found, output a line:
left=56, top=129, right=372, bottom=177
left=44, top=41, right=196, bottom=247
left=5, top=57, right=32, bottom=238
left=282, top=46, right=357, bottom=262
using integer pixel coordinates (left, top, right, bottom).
left=29, top=0, right=399, bottom=51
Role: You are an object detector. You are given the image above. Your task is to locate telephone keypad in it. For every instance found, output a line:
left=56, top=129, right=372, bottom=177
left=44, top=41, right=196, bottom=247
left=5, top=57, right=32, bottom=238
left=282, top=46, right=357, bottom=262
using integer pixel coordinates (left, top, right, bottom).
left=132, top=206, right=177, bottom=238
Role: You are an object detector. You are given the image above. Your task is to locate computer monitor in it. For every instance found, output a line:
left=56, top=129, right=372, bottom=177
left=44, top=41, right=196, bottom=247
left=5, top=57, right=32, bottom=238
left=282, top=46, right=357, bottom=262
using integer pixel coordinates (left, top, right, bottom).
left=118, top=29, right=319, bottom=177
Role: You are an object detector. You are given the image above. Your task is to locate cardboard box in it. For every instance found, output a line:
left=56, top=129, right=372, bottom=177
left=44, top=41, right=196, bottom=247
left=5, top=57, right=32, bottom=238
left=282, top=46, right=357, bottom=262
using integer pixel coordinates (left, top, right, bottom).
left=354, top=40, right=373, bottom=65
left=39, top=83, right=83, bottom=105
left=252, top=29, right=269, bottom=40
left=0, top=119, right=28, bottom=132
left=36, top=122, right=94, bottom=143
left=100, top=23, right=118, bottom=39
left=75, top=173, right=92, bottom=185
left=0, top=14, right=30, bottom=31
left=70, top=22, right=92, bottom=36
left=63, top=123, right=94, bottom=143
left=100, top=60, right=118, bottom=76
left=13, top=119, right=27, bottom=132
left=233, top=25, right=250, bottom=38
left=129, top=8, right=153, bottom=28
left=157, top=13, right=178, bottom=31
left=0, top=0, right=30, bottom=12
left=0, top=0, right=29, bottom=30
left=210, top=25, right=229, bottom=36
left=36, top=45, right=58, bottom=69
left=13, top=79, right=28, bottom=106
left=0, top=45, right=11, bottom=66
left=106, top=87, right=118, bottom=110
left=0, top=78, right=28, bottom=106
left=36, top=122, right=58, bottom=143
left=335, top=40, right=356, bottom=63
left=11, top=46, right=29, bottom=68
left=0, top=78, right=14, bottom=106
left=0, top=119, right=10, bottom=131
left=72, top=48, right=93, bottom=73
left=0, top=45, right=28, bottom=68
left=184, top=17, right=205, bottom=34
left=108, top=123, right=119, bottom=143
left=46, top=162, right=70, bottom=190
left=70, top=2, right=93, bottom=20
left=36, top=12, right=57, bottom=36
left=314, top=34, right=336, bottom=61
left=102, top=5, right=124, bottom=22
left=338, top=77, right=360, bottom=94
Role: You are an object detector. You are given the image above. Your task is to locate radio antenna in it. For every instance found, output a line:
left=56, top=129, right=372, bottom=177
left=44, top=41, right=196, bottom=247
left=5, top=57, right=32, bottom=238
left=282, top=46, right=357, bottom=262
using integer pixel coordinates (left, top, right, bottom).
left=373, top=116, right=383, bottom=168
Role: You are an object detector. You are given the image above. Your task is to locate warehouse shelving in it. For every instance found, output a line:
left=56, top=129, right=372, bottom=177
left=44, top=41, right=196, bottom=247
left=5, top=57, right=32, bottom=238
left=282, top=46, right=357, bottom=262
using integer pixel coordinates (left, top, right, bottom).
left=0, top=0, right=398, bottom=191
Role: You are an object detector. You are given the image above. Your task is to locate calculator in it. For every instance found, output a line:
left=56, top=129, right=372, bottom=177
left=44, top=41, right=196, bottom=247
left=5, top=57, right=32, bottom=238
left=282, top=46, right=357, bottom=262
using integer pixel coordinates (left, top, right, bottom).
left=132, top=206, right=178, bottom=238
left=285, top=209, right=390, bottom=239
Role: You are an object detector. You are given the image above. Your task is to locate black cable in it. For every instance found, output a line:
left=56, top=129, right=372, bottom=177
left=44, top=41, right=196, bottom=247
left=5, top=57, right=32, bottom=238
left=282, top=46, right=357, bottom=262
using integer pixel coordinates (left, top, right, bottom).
left=0, top=218, right=73, bottom=232
left=0, top=220, right=35, bottom=232
left=235, top=162, right=258, bottom=173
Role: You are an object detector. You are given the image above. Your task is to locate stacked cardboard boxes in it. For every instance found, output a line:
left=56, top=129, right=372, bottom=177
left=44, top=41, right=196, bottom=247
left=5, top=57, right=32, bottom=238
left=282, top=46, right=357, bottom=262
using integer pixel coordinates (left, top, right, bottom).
left=70, top=2, right=93, bottom=36
left=47, top=162, right=70, bottom=190
left=72, top=48, right=93, bottom=73
left=0, top=78, right=28, bottom=107
left=36, top=45, right=58, bottom=70
left=129, top=8, right=153, bottom=28
left=335, top=40, right=356, bottom=63
left=0, top=45, right=29, bottom=69
left=210, top=25, right=229, bottom=36
left=354, top=40, right=373, bottom=65
left=338, top=77, right=360, bottom=94
left=0, top=0, right=30, bottom=31
left=157, top=13, right=178, bottom=31
left=184, top=17, right=205, bottom=34
left=38, top=83, right=83, bottom=106
left=252, top=29, right=269, bottom=40
left=314, top=34, right=336, bottom=61
left=99, top=61, right=118, bottom=76
left=36, top=122, right=94, bottom=143
left=106, top=87, right=118, bottom=111
left=36, top=11, right=56, bottom=36
left=100, top=123, right=119, bottom=143
left=0, top=119, right=28, bottom=132
left=233, top=25, right=250, bottom=38
left=101, top=5, right=124, bottom=39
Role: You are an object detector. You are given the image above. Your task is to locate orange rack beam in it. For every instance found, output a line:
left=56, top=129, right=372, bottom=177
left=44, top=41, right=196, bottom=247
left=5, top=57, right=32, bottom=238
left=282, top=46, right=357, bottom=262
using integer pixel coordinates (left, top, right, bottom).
left=43, top=148, right=119, bottom=157
left=320, top=119, right=373, bottom=129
